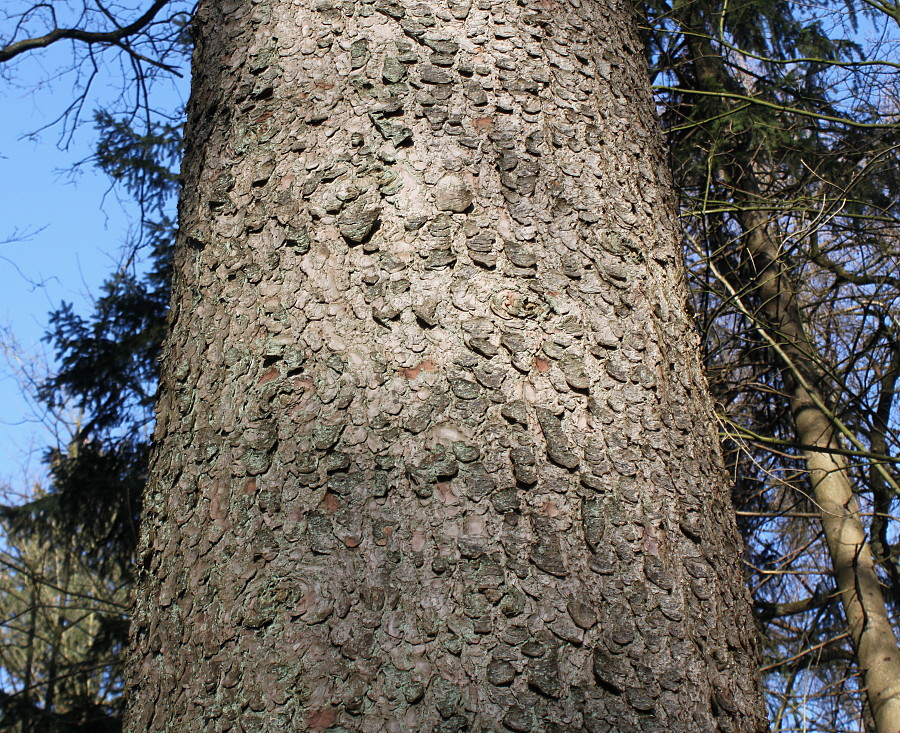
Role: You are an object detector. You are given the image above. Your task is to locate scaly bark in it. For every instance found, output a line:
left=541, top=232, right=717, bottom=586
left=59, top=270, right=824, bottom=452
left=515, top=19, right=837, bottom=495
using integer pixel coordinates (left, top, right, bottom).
left=123, top=0, right=768, bottom=729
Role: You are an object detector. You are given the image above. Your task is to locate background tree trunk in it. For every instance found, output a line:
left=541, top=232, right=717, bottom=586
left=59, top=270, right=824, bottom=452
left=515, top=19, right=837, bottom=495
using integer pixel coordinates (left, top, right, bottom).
left=123, top=0, right=768, bottom=729
left=737, top=200, right=900, bottom=733
left=672, top=17, right=900, bottom=729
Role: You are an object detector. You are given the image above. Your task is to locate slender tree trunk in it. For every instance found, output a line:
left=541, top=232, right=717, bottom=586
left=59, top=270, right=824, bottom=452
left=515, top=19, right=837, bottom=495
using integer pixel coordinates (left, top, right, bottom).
left=675, top=18, right=900, bottom=730
left=23, top=583, right=37, bottom=733
left=737, top=201, right=900, bottom=733
left=44, top=550, right=71, bottom=721
left=123, top=0, right=768, bottom=730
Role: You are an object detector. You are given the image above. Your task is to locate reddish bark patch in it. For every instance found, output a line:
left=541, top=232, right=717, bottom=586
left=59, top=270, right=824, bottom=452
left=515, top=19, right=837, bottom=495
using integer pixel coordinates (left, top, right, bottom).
left=343, top=535, right=361, bottom=548
left=293, top=376, right=315, bottom=391
left=436, top=480, right=458, bottom=504
left=306, top=707, right=337, bottom=730
left=243, top=478, right=257, bottom=495
left=399, top=359, right=437, bottom=380
left=257, top=366, right=280, bottom=386
left=534, top=356, right=551, bottom=372
left=209, top=496, right=226, bottom=521
left=375, top=524, right=395, bottom=546
left=474, top=116, right=494, bottom=131
left=320, top=492, right=342, bottom=513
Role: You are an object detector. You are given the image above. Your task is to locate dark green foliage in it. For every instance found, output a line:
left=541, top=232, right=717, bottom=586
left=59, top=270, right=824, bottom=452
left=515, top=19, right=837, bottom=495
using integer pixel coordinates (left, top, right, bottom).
left=93, top=112, right=182, bottom=215
left=0, top=113, right=180, bottom=730
left=0, top=692, right=121, bottom=733
left=3, top=442, right=149, bottom=572
left=31, top=111, right=180, bottom=556
left=41, top=221, right=173, bottom=437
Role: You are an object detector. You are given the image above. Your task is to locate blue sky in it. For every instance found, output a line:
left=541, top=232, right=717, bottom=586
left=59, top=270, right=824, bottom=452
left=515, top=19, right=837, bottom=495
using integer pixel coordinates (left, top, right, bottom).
left=0, top=102, right=128, bottom=489
left=0, top=44, right=187, bottom=493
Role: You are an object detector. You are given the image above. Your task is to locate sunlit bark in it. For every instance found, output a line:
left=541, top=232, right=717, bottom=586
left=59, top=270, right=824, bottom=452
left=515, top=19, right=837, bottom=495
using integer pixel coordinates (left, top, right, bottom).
left=123, top=0, right=768, bottom=729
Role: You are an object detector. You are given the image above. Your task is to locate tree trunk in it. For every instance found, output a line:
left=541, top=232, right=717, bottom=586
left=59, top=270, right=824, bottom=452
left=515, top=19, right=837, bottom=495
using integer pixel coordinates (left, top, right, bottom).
left=123, top=0, right=768, bottom=730
left=737, top=200, right=900, bottom=733
left=673, top=14, right=900, bottom=727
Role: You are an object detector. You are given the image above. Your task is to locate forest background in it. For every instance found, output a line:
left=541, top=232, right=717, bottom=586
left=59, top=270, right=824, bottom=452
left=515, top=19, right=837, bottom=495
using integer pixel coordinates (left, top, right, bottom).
left=0, top=0, right=897, bottom=730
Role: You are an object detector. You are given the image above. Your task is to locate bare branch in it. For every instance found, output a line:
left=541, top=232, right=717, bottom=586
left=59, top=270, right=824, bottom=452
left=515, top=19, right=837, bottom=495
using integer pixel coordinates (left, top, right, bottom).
left=0, top=0, right=172, bottom=64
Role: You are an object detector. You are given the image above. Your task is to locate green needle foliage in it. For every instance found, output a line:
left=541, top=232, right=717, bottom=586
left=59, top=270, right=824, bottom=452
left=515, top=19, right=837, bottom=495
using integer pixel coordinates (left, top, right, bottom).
left=0, top=113, right=180, bottom=730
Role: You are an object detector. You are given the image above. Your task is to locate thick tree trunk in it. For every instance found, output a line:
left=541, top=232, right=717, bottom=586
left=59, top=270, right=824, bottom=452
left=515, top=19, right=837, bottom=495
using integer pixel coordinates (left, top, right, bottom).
left=123, top=0, right=768, bottom=730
